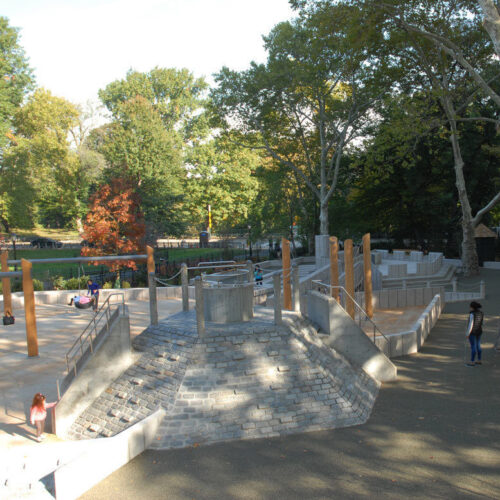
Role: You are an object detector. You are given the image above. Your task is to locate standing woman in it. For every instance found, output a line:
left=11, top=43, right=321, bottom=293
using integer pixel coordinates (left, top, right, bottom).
left=30, top=393, right=56, bottom=442
left=466, top=301, right=484, bottom=367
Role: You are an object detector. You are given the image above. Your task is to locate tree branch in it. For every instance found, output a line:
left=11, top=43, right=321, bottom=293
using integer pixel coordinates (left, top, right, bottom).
left=473, top=190, right=500, bottom=226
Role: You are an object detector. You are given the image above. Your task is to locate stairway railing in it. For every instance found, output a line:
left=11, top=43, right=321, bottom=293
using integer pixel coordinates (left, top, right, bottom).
left=64, top=292, right=126, bottom=377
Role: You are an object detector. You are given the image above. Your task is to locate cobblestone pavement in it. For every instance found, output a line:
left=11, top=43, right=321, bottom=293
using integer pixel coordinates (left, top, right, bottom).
left=68, top=308, right=379, bottom=446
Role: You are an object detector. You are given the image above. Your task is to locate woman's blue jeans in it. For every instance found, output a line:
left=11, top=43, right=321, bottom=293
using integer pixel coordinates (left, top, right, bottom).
left=469, top=335, right=482, bottom=362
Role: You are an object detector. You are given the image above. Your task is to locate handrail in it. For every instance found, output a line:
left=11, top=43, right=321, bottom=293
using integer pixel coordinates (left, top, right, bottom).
left=65, top=292, right=125, bottom=376
left=187, top=263, right=247, bottom=271
left=197, top=260, right=236, bottom=266
left=312, top=280, right=389, bottom=345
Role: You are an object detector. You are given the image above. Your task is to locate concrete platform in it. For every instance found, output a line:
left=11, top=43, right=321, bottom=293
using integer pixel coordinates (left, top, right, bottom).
left=360, top=306, right=427, bottom=336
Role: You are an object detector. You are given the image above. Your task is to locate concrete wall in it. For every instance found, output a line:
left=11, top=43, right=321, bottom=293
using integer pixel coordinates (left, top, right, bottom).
left=204, top=283, right=254, bottom=323
left=55, top=311, right=133, bottom=438
left=1, top=285, right=195, bottom=310
left=54, top=408, right=165, bottom=500
left=374, top=294, right=443, bottom=358
left=306, top=290, right=397, bottom=382
left=355, top=286, right=444, bottom=310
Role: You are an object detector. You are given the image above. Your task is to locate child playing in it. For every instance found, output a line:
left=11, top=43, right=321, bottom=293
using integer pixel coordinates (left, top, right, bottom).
left=30, top=393, right=56, bottom=442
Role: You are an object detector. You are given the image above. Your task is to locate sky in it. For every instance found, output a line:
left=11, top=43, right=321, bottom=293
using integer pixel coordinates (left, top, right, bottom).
left=3, top=0, right=294, bottom=106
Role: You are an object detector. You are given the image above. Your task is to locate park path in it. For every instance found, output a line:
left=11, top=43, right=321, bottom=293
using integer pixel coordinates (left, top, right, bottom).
left=80, top=268, right=500, bottom=500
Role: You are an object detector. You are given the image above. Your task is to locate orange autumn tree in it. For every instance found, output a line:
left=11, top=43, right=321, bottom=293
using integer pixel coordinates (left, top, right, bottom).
left=81, top=178, right=146, bottom=272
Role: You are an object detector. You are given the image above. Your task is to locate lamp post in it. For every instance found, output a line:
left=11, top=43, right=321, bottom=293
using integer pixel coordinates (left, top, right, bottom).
left=11, top=233, right=17, bottom=271
left=248, top=225, right=252, bottom=258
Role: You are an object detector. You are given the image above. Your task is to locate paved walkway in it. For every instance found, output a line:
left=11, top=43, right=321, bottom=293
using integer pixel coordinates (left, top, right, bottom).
left=81, top=269, right=500, bottom=500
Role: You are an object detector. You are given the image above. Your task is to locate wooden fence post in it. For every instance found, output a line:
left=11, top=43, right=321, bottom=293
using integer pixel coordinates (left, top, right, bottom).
left=362, top=233, right=374, bottom=318
left=22, top=258, right=38, bottom=357
left=1, top=251, right=12, bottom=316
left=329, top=237, right=339, bottom=302
left=344, top=240, right=355, bottom=320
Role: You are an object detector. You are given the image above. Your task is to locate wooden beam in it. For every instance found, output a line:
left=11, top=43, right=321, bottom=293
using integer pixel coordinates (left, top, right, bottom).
left=282, top=237, right=292, bottom=310
left=146, top=245, right=155, bottom=274
left=329, top=237, right=339, bottom=302
left=21, top=259, right=38, bottom=357
left=344, top=239, right=355, bottom=319
left=363, top=233, right=374, bottom=319
left=1, top=251, right=12, bottom=316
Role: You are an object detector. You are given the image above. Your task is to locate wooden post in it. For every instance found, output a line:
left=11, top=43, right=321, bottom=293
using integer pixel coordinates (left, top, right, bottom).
left=146, top=246, right=158, bottom=325
left=146, top=245, right=155, bottom=274
left=21, top=259, right=38, bottom=357
left=363, top=233, right=374, bottom=319
left=329, top=237, right=339, bottom=302
left=344, top=239, right=355, bottom=320
left=181, top=263, right=189, bottom=311
left=282, top=237, right=292, bottom=310
left=1, top=251, right=12, bottom=316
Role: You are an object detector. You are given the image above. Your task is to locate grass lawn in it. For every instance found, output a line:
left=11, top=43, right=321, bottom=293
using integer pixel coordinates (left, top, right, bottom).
left=7, top=227, right=80, bottom=241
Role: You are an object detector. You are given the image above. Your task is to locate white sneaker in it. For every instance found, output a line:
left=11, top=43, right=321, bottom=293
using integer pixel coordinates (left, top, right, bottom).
left=36, top=436, right=42, bottom=442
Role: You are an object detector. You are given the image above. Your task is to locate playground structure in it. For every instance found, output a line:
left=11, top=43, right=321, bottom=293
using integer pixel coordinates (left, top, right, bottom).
left=0, top=246, right=157, bottom=358
left=2, top=231, right=481, bottom=499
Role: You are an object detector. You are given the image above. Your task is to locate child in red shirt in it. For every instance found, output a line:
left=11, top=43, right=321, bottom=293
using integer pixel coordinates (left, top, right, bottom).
left=30, top=393, right=56, bottom=442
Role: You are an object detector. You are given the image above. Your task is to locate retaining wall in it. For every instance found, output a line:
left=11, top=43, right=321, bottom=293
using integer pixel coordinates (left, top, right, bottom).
left=355, top=286, right=445, bottom=310
left=53, top=408, right=165, bottom=500
left=55, top=311, right=133, bottom=438
left=374, top=294, right=443, bottom=358
left=306, top=290, right=397, bottom=382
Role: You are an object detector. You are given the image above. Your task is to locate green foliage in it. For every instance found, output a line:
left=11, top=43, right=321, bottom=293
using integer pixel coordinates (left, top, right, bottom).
left=121, top=280, right=131, bottom=288
left=32, top=278, right=43, bottom=291
left=1, top=89, right=82, bottom=229
left=51, top=276, right=66, bottom=290
left=184, top=132, right=261, bottom=231
left=0, top=17, right=34, bottom=154
left=102, top=281, right=113, bottom=289
left=64, top=276, right=90, bottom=291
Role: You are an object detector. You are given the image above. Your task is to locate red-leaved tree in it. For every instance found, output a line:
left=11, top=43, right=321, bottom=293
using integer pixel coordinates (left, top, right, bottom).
left=81, top=178, right=146, bottom=271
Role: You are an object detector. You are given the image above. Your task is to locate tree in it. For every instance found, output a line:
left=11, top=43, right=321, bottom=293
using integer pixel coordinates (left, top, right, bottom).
left=1, top=88, right=83, bottom=229
left=211, top=3, right=391, bottom=235
left=0, top=17, right=34, bottom=153
left=88, top=95, right=186, bottom=240
left=91, top=68, right=209, bottom=239
left=184, top=133, right=261, bottom=232
left=81, top=178, right=146, bottom=271
left=372, top=0, right=500, bottom=274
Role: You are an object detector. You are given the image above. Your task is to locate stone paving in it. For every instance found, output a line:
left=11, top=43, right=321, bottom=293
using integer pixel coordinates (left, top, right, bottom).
left=67, top=308, right=379, bottom=448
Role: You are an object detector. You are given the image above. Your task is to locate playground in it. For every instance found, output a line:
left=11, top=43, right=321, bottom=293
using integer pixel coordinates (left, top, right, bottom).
left=0, top=236, right=497, bottom=499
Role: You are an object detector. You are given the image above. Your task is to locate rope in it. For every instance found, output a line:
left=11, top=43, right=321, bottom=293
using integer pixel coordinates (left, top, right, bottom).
left=154, top=268, right=183, bottom=286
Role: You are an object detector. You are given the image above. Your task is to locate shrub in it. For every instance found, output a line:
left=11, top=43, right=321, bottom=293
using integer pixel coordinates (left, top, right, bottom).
left=122, top=280, right=131, bottom=289
left=52, top=276, right=66, bottom=290
left=32, top=279, right=44, bottom=291
left=65, top=276, right=90, bottom=291
left=103, top=281, right=113, bottom=289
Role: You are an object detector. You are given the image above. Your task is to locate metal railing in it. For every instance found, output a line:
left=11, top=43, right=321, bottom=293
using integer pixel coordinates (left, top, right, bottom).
left=312, top=280, right=389, bottom=345
left=64, top=292, right=126, bottom=376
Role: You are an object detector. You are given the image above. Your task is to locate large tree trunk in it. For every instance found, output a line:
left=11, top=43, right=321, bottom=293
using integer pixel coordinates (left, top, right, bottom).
left=479, top=0, right=500, bottom=59
left=442, top=96, right=479, bottom=276
left=319, top=202, right=329, bottom=235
